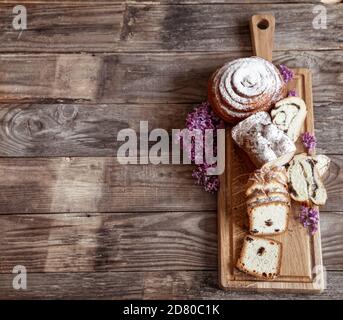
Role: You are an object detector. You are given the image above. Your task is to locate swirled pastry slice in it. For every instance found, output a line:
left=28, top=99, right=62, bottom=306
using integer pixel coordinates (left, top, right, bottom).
left=232, top=112, right=296, bottom=167
left=312, top=154, right=331, bottom=177
left=288, top=154, right=327, bottom=205
left=271, top=97, right=307, bottom=142
left=236, top=236, right=282, bottom=279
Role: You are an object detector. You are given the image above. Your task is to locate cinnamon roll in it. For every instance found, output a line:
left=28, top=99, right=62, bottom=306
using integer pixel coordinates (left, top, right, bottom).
left=208, top=57, right=287, bottom=124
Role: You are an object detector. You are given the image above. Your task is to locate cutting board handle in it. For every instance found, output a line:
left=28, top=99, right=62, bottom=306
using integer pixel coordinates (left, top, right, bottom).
left=250, top=14, right=275, bottom=62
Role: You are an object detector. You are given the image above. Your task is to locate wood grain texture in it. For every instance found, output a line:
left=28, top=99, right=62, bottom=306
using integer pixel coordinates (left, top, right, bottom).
left=250, top=14, right=275, bottom=61
left=0, top=3, right=342, bottom=53
left=0, top=156, right=341, bottom=214
left=0, top=0, right=341, bottom=300
left=0, top=103, right=192, bottom=156
left=0, top=51, right=341, bottom=103
left=0, top=271, right=342, bottom=300
left=0, top=102, right=341, bottom=157
left=0, top=157, right=216, bottom=214
left=0, top=211, right=341, bottom=274
left=0, top=1, right=327, bottom=3
left=0, top=211, right=217, bottom=273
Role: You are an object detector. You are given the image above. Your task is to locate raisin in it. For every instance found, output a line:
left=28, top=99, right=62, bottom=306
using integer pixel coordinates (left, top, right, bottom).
left=262, top=272, right=267, bottom=277
left=257, top=247, right=265, bottom=256
left=246, top=237, right=254, bottom=242
left=251, top=229, right=259, bottom=234
left=275, top=229, right=280, bottom=232
left=265, top=219, right=273, bottom=227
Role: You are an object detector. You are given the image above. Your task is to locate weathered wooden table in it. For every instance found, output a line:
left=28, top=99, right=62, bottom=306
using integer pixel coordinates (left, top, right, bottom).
left=0, top=0, right=342, bottom=299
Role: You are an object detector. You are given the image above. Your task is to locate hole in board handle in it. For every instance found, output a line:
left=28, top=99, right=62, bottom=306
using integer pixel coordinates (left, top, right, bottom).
left=257, top=19, right=270, bottom=30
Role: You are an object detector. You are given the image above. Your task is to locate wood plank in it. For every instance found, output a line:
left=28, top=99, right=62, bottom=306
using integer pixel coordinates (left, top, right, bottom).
left=142, top=271, right=343, bottom=299
left=219, top=69, right=326, bottom=293
left=0, top=157, right=217, bottom=214
left=0, top=51, right=342, bottom=103
left=1, top=1, right=326, bottom=4
left=0, top=3, right=342, bottom=53
left=0, top=271, right=342, bottom=300
left=0, top=102, right=341, bottom=157
left=0, top=211, right=217, bottom=273
left=320, top=212, right=343, bottom=271
left=0, top=156, right=341, bottom=214
left=0, top=211, right=341, bottom=273
left=0, top=103, right=192, bottom=157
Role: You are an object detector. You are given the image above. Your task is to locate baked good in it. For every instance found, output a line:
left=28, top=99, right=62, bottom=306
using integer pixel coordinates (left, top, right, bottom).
left=236, top=235, right=282, bottom=279
left=288, top=154, right=327, bottom=205
left=246, top=166, right=289, bottom=196
left=245, top=166, right=290, bottom=235
left=247, top=165, right=288, bottom=187
left=208, top=57, right=287, bottom=123
left=246, top=181, right=288, bottom=197
left=249, top=202, right=290, bottom=235
left=271, top=97, right=307, bottom=142
left=312, top=154, right=331, bottom=177
left=290, top=154, right=330, bottom=177
left=232, top=112, right=296, bottom=167
left=247, top=191, right=290, bottom=207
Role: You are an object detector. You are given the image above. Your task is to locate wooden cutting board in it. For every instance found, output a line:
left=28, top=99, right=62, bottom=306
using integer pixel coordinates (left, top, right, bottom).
left=217, top=14, right=324, bottom=293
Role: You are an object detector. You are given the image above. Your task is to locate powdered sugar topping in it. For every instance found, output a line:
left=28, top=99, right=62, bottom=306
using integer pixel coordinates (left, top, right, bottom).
left=216, top=57, right=284, bottom=113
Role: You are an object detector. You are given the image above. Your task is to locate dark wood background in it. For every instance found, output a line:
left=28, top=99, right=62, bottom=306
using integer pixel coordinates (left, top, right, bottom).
left=0, top=0, right=342, bottom=299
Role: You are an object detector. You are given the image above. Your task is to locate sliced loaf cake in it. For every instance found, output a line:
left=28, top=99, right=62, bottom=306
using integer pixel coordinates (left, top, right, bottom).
left=236, top=235, right=282, bottom=279
left=245, top=166, right=290, bottom=236
left=247, top=192, right=290, bottom=208
left=248, top=202, right=290, bottom=235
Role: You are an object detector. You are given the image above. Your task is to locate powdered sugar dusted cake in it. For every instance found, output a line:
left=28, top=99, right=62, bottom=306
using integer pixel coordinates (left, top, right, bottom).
left=236, top=235, right=282, bottom=279
left=208, top=56, right=287, bottom=123
left=232, top=112, right=296, bottom=167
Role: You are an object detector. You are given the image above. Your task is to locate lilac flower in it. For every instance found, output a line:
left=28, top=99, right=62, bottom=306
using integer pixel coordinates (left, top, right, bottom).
left=300, top=205, right=320, bottom=235
left=184, top=102, right=224, bottom=132
left=192, top=164, right=220, bottom=193
left=279, top=64, right=294, bottom=83
left=177, top=102, right=224, bottom=193
left=288, top=89, right=297, bottom=97
left=302, top=132, right=317, bottom=151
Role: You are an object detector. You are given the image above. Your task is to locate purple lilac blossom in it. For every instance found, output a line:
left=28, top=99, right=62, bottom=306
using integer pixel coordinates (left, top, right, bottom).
left=288, top=89, right=297, bottom=97
left=279, top=64, right=294, bottom=83
left=177, top=102, right=225, bottom=193
left=302, top=132, right=317, bottom=151
left=300, top=205, right=320, bottom=235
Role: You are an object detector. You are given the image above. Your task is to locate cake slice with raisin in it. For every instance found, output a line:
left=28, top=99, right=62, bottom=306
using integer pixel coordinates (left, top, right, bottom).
left=236, top=236, right=282, bottom=279
left=248, top=202, right=289, bottom=235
